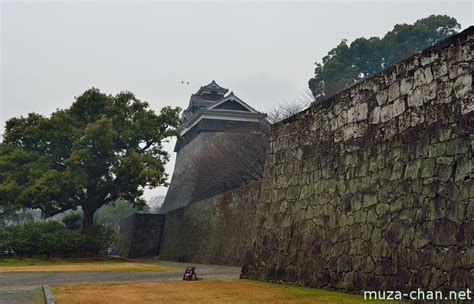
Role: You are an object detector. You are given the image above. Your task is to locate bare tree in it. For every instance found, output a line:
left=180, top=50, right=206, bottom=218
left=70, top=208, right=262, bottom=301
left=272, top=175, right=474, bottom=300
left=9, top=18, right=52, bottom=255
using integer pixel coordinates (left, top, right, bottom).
left=190, top=127, right=268, bottom=201
left=267, top=91, right=314, bottom=123
left=187, top=93, right=314, bottom=201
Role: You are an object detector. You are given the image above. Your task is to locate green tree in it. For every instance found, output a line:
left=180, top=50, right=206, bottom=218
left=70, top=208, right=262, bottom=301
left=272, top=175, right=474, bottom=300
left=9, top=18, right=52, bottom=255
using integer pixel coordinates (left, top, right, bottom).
left=62, top=212, right=83, bottom=231
left=94, top=199, right=149, bottom=225
left=0, top=229, right=10, bottom=258
left=82, top=224, right=115, bottom=255
left=0, top=88, right=181, bottom=232
left=308, top=15, right=461, bottom=101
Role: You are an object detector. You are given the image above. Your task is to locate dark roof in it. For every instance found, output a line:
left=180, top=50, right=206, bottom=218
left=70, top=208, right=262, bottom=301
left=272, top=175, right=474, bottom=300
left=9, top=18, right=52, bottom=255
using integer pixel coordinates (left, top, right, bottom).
left=195, top=80, right=229, bottom=96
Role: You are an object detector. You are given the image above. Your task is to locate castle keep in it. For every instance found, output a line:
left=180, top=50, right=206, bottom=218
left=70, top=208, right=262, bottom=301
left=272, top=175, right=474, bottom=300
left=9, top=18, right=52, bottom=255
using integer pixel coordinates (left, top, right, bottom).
left=160, top=81, right=268, bottom=213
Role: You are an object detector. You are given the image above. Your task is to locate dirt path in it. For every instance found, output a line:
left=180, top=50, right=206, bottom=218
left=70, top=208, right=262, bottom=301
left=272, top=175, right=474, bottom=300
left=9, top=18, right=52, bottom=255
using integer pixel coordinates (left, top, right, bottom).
left=0, top=260, right=241, bottom=303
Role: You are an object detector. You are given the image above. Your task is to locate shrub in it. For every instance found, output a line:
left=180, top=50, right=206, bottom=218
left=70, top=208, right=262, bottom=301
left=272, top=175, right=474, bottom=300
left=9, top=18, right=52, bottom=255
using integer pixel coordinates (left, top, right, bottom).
left=58, top=229, right=84, bottom=257
left=0, top=220, right=89, bottom=258
left=0, top=229, right=11, bottom=258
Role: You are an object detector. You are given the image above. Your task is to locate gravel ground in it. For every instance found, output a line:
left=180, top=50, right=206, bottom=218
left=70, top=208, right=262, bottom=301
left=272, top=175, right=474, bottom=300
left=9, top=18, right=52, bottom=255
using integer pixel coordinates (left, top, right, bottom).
left=0, top=260, right=242, bottom=304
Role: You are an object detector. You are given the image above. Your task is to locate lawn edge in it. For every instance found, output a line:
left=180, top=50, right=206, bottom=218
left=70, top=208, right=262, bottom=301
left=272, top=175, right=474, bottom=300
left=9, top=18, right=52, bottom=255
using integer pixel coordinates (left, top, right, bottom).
left=42, top=285, right=56, bottom=304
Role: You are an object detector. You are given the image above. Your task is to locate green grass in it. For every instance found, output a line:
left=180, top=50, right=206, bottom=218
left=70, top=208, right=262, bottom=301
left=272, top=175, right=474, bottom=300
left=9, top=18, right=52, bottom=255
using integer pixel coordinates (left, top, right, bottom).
left=36, top=287, right=46, bottom=304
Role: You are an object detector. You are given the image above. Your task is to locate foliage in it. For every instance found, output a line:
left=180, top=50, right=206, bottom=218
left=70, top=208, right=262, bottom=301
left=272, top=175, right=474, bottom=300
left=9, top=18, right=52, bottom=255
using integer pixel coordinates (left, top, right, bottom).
left=0, top=88, right=181, bottom=231
left=57, top=229, right=87, bottom=257
left=0, top=221, right=92, bottom=258
left=82, top=224, right=116, bottom=256
left=308, top=15, right=461, bottom=101
left=62, top=212, right=83, bottom=231
left=0, top=207, right=39, bottom=228
left=94, top=199, right=149, bottom=225
left=0, top=221, right=116, bottom=258
left=0, top=229, right=10, bottom=257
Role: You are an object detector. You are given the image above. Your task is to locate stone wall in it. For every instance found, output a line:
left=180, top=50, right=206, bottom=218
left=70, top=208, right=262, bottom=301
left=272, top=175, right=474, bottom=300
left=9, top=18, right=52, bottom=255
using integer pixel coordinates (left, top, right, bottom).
left=159, top=181, right=261, bottom=266
left=241, top=27, right=473, bottom=293
left=115, top=214, right=165, bottom=258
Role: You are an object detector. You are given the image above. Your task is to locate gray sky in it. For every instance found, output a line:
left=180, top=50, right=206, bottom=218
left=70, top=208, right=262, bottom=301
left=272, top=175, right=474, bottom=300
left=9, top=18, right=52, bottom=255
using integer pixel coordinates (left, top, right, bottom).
left=1, top=1, right=472, bottom=199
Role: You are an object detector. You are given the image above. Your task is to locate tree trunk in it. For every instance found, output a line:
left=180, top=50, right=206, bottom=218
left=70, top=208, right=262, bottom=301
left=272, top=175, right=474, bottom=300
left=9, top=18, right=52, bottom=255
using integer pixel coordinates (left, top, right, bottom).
left=83, top=208, right=96, bottom=232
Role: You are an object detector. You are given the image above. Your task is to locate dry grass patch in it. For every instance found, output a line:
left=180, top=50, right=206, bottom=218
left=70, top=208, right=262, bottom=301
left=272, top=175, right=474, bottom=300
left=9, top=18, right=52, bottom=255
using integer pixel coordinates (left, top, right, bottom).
left=0, top=258, right=176, bottom=273
left=54, top=280, right=391, bottom=303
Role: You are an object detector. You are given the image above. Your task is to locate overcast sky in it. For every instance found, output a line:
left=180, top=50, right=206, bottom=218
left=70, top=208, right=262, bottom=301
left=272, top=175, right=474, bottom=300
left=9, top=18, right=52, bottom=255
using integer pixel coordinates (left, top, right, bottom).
left=1, top=1, right=472, bottom=199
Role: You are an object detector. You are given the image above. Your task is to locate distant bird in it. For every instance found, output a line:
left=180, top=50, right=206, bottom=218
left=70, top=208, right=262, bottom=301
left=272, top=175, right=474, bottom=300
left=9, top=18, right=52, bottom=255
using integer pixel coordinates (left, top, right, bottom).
left=181, top=81, right=190, bottom=85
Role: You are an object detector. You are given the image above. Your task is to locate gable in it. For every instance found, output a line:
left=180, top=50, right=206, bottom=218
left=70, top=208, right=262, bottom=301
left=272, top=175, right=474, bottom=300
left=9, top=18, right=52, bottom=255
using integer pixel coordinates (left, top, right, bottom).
left=213, top=100, right=251, bottom=112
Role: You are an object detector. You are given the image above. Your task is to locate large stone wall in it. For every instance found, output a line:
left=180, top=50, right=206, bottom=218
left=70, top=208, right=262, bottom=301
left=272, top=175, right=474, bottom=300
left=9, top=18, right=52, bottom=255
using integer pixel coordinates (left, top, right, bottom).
left=241, top=27, right=473, bottom=293
left=159, top=181, right=261, bottom=266
left=115, top=214, right=165, bottom=258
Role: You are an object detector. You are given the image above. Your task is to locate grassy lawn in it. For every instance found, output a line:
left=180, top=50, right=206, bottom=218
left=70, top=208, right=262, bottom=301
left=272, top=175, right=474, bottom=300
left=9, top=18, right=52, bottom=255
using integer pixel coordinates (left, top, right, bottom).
left=0, top=257, right=176, bottom=272
left=53, top=280, right=395, bottom=303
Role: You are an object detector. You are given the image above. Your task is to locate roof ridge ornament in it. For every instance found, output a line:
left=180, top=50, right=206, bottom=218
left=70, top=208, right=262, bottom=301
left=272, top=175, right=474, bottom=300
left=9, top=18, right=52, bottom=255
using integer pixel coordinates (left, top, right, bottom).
left=195, top=80, right=229, bottom=96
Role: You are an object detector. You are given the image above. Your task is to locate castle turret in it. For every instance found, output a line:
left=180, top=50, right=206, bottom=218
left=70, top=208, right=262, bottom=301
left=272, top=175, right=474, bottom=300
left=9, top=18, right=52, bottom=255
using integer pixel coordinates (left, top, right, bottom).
left=160, top=81, right=269, bottom=213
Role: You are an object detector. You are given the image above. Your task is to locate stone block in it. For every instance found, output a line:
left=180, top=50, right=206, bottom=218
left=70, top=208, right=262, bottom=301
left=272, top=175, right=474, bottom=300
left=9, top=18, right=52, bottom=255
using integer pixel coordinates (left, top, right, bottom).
left=385, top=69, right=397, bottom=85
left=446, top=200, right=465, bottom=224
left=407, top=87, right=424, bottom=107
left=404, top=160, right=421, bottom=179
left=433, top=219, right=458, bottom=246
left=375, top=203, right=390, bottom=216
left=414, top=68, right=427, bottom=88
left=380, top=104, right=393, bottom=123
left=370, top=106, right=381, bottom=124
left=392, top=98, right=406, bottom=117
left=461, top=44, right=472, bottom=61
left=428, top=143, right=446, bottom=157
left=413, top=224, right=432, bottom=249
left=386, top=222, right=404, bottom=244
left=436, top=81, right=453, bottom=104
left=453, top=73, right=472, bottom=98
left=400, top=77, right=413, bottom=95
left=420, top=159, right=435, bottom=178
left=449, top=62, right=470, bottom=79
left=390, top=162, right=404, bottom=180
left=424, top=66, right=434, bottom=84
left=455, top=157, right=473, bottom=182
left=388, top=82, right=400, bottom=101
left=423, top=81, right=437, bottom=101
left=363, top=193, right=378, bottom=208
left=376, top=89, right=388, bottom=106
left=461, top=92, right=474, bottom=114
left=410, top=108, right=425, bottom=127
left=432, top=60, right=448, bottom=78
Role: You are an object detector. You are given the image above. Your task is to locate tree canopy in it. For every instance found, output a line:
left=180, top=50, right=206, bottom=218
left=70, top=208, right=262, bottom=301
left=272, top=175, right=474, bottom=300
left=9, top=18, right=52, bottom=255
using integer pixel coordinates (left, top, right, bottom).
left=0, top=88, right=181, bottom=231
left=308, top=15, right=461, bottom=102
